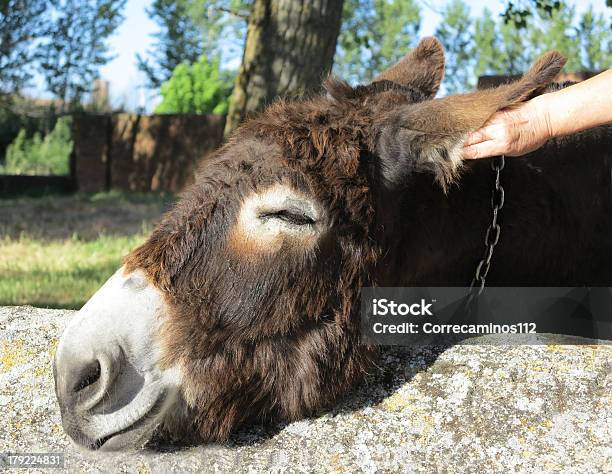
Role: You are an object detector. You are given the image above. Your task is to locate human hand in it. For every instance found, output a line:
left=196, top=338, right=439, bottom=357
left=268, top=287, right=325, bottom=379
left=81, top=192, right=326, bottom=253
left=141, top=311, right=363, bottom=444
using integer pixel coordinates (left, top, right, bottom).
left=462, top=97, right=553, bottom=159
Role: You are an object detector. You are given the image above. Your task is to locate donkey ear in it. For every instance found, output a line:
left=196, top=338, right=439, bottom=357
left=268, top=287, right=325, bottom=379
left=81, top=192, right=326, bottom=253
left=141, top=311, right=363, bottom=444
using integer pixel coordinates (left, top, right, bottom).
left=373, top=37, right=445, bottom=98
left=374, top=51, right=566, bottom=191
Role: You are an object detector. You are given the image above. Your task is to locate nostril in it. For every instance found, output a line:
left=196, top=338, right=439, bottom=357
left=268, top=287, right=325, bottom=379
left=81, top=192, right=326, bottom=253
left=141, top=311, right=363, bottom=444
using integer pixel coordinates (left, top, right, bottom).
left=74, top=360, right=101, bottom=393
left=58, top=353, right=119, bottom=413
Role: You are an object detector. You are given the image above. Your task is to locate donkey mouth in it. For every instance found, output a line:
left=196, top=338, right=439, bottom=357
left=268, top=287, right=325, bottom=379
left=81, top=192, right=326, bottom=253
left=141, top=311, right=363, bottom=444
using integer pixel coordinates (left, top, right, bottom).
left=87, top=390, right=170, bottom=451
left=53, top=267, right=184, bottom=451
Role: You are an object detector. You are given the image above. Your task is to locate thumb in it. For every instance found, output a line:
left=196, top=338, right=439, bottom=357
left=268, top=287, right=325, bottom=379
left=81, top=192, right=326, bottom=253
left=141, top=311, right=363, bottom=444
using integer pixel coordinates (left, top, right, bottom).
left=463, top=125, right=496, bottom=147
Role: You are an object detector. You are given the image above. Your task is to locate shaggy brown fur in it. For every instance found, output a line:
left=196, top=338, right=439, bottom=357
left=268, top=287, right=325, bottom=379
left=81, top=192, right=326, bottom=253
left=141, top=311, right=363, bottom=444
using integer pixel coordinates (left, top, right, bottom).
left=124, top=38, right=611, bottom=443
left=374, top=36, right=445, bottom=98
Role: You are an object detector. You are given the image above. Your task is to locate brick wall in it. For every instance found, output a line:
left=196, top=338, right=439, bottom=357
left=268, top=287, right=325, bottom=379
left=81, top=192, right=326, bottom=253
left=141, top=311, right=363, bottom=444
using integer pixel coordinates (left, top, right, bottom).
left=72, top=114, right=111, bottom=193
left=73, top=113, right=225, bottom=193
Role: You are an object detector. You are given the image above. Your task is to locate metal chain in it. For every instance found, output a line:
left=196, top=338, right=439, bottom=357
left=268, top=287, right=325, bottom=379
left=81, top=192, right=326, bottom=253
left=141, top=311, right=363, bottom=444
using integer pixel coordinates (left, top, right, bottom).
left=467, top=155, right=505, bottom=302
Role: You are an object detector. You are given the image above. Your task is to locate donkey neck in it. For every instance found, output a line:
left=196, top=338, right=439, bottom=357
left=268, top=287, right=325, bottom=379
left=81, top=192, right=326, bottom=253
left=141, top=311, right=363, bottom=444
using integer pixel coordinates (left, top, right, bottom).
left=379, top=127, right=612, bottom=286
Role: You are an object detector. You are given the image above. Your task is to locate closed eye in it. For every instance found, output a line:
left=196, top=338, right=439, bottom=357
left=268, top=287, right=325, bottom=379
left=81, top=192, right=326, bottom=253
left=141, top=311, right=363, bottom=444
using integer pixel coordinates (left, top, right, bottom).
left=259, top=209, right=316, bottom=226
left=231, top=184, right=321, bottom=255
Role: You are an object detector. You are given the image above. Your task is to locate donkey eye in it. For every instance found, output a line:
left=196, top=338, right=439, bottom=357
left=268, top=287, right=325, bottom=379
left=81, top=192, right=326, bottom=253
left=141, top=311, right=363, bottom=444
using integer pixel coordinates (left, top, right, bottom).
left=259, top=209, right=316, bottom=226
left=230, top=184, right=321, bottom=255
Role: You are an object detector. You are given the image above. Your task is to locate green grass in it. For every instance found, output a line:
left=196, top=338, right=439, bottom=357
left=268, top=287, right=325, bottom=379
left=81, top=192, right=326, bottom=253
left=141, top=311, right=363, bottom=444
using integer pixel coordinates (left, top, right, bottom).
left=0, top=234, right=147, bottom=308
left=0, top=192, right=172, bottom=309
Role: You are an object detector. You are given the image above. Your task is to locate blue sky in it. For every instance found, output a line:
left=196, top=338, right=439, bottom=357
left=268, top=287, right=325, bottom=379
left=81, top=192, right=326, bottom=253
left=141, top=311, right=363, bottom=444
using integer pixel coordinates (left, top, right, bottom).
left=28, top=0, right=609, bottom=110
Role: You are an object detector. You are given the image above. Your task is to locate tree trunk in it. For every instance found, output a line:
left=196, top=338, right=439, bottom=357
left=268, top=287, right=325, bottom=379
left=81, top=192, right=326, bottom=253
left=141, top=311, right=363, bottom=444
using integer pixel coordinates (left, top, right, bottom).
left=224, top=0, right=344, bottom=135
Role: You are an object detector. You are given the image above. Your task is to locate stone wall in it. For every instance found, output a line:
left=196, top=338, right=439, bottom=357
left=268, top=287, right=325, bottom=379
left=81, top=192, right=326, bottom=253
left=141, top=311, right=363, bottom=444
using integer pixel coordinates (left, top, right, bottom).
left=2, top=305, right=610, bottom=472
left=73, top=113, right=225, bottom=193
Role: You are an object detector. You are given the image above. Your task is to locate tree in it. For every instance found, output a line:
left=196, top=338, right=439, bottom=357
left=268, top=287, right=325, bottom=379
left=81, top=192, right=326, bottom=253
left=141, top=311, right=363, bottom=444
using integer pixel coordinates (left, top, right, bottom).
left=473, top=9, right=502, bottom=79
left=335, top=0, right=421, bottom=83
left=473, top=7, right=531, bottom=77
left=137, top=0, right=204, bottom=89
left=0, top=0, right=48, bottom=98
left=497, top=16, right=532, bottom=75
left=185, top=0, right=250, bottom=63
left=528, top=2, right=581, bottom=71
left=501, top=0, right=562, bottom=29
left=577, top=6, right=611, bottom=71
left=461, top=1, right=608, bottom=91
left=224, top=0, right=345, bottom=134
left=37, top=0, right=126, bottom=110
left=435, top=0, right=473, bottom=94
left=155, top=55, right=233, bottom=114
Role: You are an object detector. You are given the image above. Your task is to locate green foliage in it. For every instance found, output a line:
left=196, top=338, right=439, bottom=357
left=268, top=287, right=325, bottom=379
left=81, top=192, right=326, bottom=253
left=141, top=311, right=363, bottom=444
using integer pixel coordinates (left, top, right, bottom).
left=1, top=1, right=125, bottom=107
left=577, top=5, right=612, bottom=71
left=37, top=0, right=126, bottom=108
left=335, top=0, right=421, bottom=83
left=473, top=6, right=537, bottom=77
left=182, top=0, right=250, bottom=64
left=496, top=17, right=533, bottom=74
left=473, top=11, right=500, bottom=79
left=137, top=0, right=203, bottom=89
left=0, top=0, right=48, bottom=97
left=155, top=56, right=233, bottom=114
left=435, top=0, right=474, bottom=93
left=1, top=116, right=72, bottom=175
left=333, top=0, right=609, bottom=92
left=446, top=1, right=610, bottom=93
left=143, top=0, right=609, bottom=100
left=502, top=0, right=562, bottom=29
left=528, top=3, right=581, bottom=71
left=0, top=103, right=56, bottom=162
left=140, top=0, right=246, bottom=110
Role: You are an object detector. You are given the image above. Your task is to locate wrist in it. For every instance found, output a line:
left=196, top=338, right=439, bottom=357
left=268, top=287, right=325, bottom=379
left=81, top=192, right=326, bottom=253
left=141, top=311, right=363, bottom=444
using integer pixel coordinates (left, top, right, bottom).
left=529, top=94, right=555, bottom=140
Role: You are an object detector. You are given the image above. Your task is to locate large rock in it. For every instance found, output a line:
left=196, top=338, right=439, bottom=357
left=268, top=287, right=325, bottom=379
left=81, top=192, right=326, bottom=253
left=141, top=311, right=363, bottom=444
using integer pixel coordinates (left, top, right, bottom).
left=0, top=306, right=610, bottom=473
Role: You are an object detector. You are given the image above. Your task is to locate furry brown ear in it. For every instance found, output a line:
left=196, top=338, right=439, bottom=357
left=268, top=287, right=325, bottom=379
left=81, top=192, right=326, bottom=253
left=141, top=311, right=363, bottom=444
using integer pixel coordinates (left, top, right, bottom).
left=374, top=51, right=567, bottom=190
left=373, top=37, right=445, bottom=98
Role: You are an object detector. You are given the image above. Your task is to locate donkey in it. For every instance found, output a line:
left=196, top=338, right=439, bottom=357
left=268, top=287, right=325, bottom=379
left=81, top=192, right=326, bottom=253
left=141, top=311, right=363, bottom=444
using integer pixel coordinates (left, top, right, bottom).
left=53, top=38, right=612, bottom=450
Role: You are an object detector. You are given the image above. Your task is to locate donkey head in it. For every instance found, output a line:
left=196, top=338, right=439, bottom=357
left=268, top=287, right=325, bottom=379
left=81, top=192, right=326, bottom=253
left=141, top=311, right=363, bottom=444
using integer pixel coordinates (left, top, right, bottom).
left=53, top=38, right=565, bottom=450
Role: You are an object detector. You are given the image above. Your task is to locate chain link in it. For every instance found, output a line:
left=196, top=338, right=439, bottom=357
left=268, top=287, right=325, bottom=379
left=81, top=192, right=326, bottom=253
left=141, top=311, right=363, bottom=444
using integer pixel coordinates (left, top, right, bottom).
left=468, top=155, right=505, bottom=301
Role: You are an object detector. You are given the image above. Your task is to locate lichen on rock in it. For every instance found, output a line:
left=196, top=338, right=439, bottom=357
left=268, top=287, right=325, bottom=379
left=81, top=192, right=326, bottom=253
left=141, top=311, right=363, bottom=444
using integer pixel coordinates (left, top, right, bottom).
left=0, top=305, right=610, bottom=473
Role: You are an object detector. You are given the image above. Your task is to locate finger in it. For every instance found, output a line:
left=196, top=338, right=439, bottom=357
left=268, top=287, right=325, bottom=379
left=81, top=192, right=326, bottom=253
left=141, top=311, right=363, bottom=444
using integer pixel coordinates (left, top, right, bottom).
left=463, top=125, right=497, bottom=146
left=463, top=130, right=487, bottom=147
left=462, top=141, right=506, bottom=160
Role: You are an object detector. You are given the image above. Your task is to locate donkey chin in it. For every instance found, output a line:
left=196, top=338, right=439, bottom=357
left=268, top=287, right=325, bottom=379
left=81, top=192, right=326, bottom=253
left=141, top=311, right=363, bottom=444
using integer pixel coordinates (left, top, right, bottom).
left=53, top=267, right=181, bottom=451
